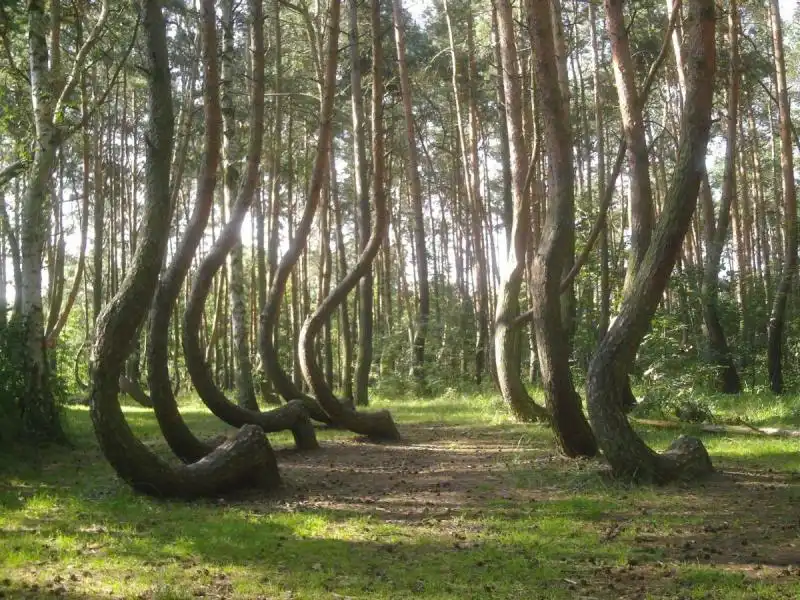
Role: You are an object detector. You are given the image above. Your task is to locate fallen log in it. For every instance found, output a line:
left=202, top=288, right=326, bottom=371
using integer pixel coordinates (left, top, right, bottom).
left=633, top=418, right=800, bottom=439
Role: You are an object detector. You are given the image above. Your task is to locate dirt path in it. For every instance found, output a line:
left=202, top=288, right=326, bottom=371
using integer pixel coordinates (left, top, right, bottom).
left=267, top=423, right=800, bottom=598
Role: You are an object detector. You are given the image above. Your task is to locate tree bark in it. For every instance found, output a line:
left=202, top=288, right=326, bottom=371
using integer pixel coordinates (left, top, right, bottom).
left=18, top=0, right=114, bottom=440
left=299, top=0, right=400, bottom=442
left=587, top=0, right=716, bottom=483
left=605, top=0, right=654, bottom=292
left=392, top=0, right=429, bottom=389
left=527, top=0, right=597, bottom=457
left=182, top=0, right=318, bottom=451
left=331, top=156, right=354, bottom=402
left=219, top=0, right=259, bottom=411
left=350, top=0, right=373, bottom=408
left=589, top=2, right=610, bottom=338
left=147, top=0, right=223, bottom=463
left=766, top=0, right=796, bottom=395
left=700, top=0, right=740, bottom=394
left=90, top=0, right=281, bottom=499
left=492, top=0, right=549, bottom=423
left=258, top=0, right=343, bottom=425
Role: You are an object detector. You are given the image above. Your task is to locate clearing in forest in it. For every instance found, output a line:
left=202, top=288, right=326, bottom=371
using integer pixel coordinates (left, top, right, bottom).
left=1, top=392, right=800, bottom=599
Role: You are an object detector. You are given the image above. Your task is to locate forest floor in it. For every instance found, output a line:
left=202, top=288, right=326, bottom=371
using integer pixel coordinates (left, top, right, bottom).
left=1, top=390, right=800, bottom=599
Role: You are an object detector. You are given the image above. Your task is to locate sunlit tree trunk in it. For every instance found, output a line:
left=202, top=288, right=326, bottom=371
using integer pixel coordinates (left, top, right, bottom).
left=90, top=0, right=281, bottom=499
left=218, top=0, right=258, bottom=410
left=21, top=0, right=109, bottom=440
left=527, top=0, right=596, bottom=457
left=587, top=0, right=716, bottom=482
left=700, top=0, right=741, bottom=394
left=493, top=0, right=549, bottom=423
left=349, top=0, right=373, bottom=407
left=392, top=0, right=429, bottom=388
left=766, top=0, right=797, bottom=394
left=298, top=0, right=399, bottom=440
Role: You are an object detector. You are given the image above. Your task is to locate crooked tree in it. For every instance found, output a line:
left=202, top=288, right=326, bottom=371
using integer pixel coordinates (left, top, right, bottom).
left=586, top=0, right=717, bottom=483
left=89, top=0, right=281, bottom=499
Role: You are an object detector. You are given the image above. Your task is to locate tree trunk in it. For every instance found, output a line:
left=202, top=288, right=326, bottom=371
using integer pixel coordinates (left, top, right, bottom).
left=146, top=0, right=223, bottom=463
left=331, top=156, right=354, bottom=403
left=589, top=1, right=610, bottom=338
left=182, top=0, right=317, bottom=451
left=218, top=0, right=258, bottom=411
left=90, top=0, right=281, bottom=499
left=604, top=0, right=654, bottom=292
left=527, top=0, right=597, bottom=457
left=587, top=0, right=716, bottom=483
left=258, top=0, right=342, bottom=425
left=493, top=0, right=549, bottom=423
left=392, top=0, right=429, bottom=389
left=700, top=0, right=741, bottom=394
left=350, top=0, right=373, bottom=407
left=766, top=0, right=797, bottom=395
left=0, top=163, right=25, bottom=322
left=19, top=0, right=74, bottom=442
left=298, top=0, right=399, bottom=442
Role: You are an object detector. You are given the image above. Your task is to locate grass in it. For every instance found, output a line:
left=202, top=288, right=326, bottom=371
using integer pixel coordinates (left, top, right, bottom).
left=1, top=390, right=799, bottom=599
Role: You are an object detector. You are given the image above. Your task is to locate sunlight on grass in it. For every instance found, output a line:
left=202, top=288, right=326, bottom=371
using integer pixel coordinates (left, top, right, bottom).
left=1, top=391, right=799, bottom=599
left=709, top=392, right=800, bottom=427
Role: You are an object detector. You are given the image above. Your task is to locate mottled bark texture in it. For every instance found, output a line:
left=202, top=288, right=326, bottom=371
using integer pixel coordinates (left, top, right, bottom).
left=493, top=0, right=549, bottom=423
left=587, top=0, right=716, bottom=483
left=182, top=0, right=317, bottom=451
left=527, top=0, right=597, bottom=457
left=147, top=0, right=221, bottom=463
left=298, top=0, right=400, bottom=442
left=89, top=0, right=281, bottom=498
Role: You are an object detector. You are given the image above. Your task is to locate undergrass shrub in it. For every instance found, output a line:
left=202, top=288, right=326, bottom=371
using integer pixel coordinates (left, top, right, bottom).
left=633, top=388, right=715, bottom=423
left=0, top=319, right=26, bottom=443
left=0, top=320, right=70, bottom=444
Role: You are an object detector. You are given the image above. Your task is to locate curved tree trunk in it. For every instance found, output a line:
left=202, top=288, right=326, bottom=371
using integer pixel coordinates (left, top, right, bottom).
left=146, top=0, right=222, bottom=463
left=700, top=0, right=741, bottom=394
left=182, top=0, right=317, bottom=451
left=119, top=374, right=153, bottom=408
left=298, top=0, right=400, bottom=442
left=527, top=0, right=597, bottom=457
left=493, top=0, right=549, bottom=423
left=587, top=0, right=716, bottom=483
left=90, top=0, right=280, bottom=499
left=257, top=2, right=345, bottom=426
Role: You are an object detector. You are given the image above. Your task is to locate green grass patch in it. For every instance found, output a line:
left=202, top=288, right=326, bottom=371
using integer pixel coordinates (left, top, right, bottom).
left=1, top=391, right=799, bottom=599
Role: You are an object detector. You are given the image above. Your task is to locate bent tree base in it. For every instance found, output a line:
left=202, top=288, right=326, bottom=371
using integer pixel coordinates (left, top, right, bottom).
left=495, top=320, right=550, bottom=423
left=89, top=0, right=282, bottom=500
left=92, top=372, right=281, bottom=498
left=588, top=367, right=713, bottom=483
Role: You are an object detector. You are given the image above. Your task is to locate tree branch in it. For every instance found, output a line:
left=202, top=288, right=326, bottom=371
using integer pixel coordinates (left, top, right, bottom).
left=512, top=0, right=682, bottom=329
left=64, top=16, right=139, bottom=141
left=53, top=0, right=110, bottom=126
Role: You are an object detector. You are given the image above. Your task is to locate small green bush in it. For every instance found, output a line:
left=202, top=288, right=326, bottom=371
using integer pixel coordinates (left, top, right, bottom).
left=0, top=320, right=26, bottom=442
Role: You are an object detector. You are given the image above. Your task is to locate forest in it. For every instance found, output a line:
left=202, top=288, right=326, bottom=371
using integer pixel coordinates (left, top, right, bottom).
left=0, top=0, right=799, bottom=597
